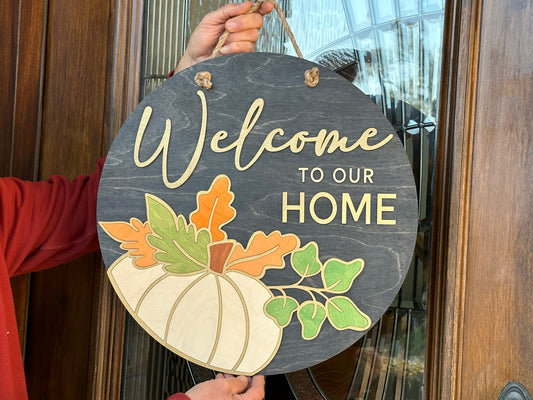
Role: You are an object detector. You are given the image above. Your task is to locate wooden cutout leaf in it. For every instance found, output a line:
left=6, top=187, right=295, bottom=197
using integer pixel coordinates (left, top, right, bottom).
left=190, top=175, right=236, bottom=242
left=225, top=231, right=298, bottom=277
left=265, top=296, right=298, bottom=327
left=99, top=218, right=157, bottom=267
left=322, top=258, right=364, bottom=293
left=297, top=301, right=327, bottom=340
left=291, top=242, right=322, bottom=277
left=145, top=194, right=210, bottom=274
left=326, top=296, right=371, bottom=331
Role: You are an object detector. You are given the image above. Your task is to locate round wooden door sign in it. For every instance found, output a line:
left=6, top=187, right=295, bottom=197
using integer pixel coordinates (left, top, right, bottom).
left=97, top=52, right=418, bottom=375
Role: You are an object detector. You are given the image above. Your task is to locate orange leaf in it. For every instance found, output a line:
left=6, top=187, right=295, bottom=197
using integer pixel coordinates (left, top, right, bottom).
left=190, top=175, right=236, bottom=242
left=99, top=218, right=157, bottom=267
left=226, top=231, right=299, bottom=277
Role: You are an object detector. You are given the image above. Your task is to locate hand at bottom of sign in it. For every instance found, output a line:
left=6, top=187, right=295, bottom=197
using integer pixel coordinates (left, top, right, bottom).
left=184, top=373, right=265, bottom=400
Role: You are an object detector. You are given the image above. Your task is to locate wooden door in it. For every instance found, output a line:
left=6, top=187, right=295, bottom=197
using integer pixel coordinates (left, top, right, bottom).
left=3, top=0, right=531, bottom=398
left=1, top=0, right=138, bottom=398
left=1, top=0, right=110, bottom=397
left=93, top=0, right=533, bottom=398
left=427, top=0, right=533, bottom=398
left=1, top=0, right=46, bottom=353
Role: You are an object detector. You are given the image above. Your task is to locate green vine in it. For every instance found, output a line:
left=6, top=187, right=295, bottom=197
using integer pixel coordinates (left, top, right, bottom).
left=264, top=242, right=371, bottom=340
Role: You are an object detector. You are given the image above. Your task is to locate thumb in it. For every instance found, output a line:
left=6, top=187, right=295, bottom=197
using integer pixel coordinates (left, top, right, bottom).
left=236, top=375, right=265, bottom=400
left=227, top=375, right=250, bottom=394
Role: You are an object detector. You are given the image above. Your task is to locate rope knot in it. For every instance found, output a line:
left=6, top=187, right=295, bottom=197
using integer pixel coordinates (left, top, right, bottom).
left=195, top=71, right=213, bottom=89
left=304, top=67, right=320, bottom=88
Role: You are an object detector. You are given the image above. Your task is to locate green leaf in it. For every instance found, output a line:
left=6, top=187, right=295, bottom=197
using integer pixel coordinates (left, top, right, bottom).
left=297, top=301, right=326, bottom=340
left=322, top=258, right=364, bottom=293
left=265, top=296, right=298, bottom=327
left=291, top=242, right=322, bottom=277
left=145, top=194, right=210, bottom=274
left=326, top=296, right=371, bottom=331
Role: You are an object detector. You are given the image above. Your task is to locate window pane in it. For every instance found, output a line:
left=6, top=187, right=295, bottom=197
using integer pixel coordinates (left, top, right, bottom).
left=255, top=1, right=444, bottom=399
left=372, top=0, right=397, bottom=23
left=284, top=1, right=349, bottom=56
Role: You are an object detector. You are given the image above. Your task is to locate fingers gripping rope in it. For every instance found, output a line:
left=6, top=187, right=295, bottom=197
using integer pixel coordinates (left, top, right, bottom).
left=196, top=0, right=319, bottom=89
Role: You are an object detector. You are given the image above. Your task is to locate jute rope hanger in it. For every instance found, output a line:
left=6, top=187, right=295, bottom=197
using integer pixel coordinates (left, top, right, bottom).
left=212, top=0, right=303, bottom=59
left=194, top=0, right=319, bottom=89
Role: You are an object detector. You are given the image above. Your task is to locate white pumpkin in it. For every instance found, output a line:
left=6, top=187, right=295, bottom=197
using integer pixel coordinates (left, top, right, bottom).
left=108, top=255, right=282, bottom=375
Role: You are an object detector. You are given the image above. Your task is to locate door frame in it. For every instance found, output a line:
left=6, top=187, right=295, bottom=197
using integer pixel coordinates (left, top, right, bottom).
left=425, top=0, right=482, bottom=397
left=91, top=0, right=144, bottom=397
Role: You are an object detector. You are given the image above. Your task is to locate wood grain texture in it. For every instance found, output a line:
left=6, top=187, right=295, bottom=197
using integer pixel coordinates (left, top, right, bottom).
left=1, top=0, right=47, bottom=354
left=0, top=0, right=18, bottom=175
left=1, top=0, right=23, bottom=350
left=91, top=0, right=144, bottom=397
left=22, top=0, right=112, bottom=398
left=461, top=0, right=533, bottom=396
left=89, top=267, right=126, bottom=400
left=97, top=53, right=418, bottom=375
left=426, top=0, right=483, bottom=397
left=7, top=0, right=48, bottom=353
left=427, top=0, right=533, bottom=398
left=11, top=0, right=47, bottom=179
left=38, top=0, right=108, bottom=178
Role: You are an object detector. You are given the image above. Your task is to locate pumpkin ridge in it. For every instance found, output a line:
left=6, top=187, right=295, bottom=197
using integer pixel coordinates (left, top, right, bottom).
left=163, top=271, right=210, bottom=342
left=206, top=275, right=224, bottom=365
left=135, top=271, right=171, bottom=314
left=219, top=273, right=251, bottom=371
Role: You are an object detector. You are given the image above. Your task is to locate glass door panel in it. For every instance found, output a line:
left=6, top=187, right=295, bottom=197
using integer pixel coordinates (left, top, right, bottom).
left=120, top=1, right=445, bottom=399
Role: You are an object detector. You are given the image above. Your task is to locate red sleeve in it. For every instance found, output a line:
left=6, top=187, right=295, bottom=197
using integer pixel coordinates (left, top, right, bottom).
left=0, top=157, right=105, bottom=277
left=166, top=394, right=191, bottom=400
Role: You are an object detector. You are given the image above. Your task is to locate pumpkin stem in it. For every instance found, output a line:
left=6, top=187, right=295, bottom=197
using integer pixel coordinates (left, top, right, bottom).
left=208, top=242, right=234, bottom=273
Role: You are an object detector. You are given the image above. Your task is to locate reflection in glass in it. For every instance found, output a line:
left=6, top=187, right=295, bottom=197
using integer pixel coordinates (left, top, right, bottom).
left=256, top=1, right=443, bottom=398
